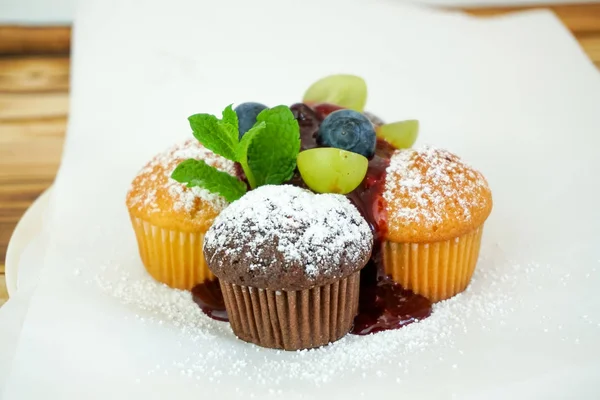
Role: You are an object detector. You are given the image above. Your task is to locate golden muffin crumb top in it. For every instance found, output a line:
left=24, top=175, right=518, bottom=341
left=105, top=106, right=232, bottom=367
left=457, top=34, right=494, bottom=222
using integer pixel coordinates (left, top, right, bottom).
left=126, top=139, right=236, bottom=232
left=384, top=146, right=492, bottom=243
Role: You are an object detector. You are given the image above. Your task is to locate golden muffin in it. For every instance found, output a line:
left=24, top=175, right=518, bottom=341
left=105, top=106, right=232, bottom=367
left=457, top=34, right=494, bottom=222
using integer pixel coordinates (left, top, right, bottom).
left=382, top=146, right=492, bottom=302
left=126, top=139, right=236, bottom=289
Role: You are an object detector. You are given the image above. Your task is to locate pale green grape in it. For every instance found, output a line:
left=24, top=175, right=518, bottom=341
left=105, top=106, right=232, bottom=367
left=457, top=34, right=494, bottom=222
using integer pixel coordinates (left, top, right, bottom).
left=303, top=74, right=367, bottom=112
left=297, top=148, right=368, bottom=194
left=376, top=120, right=419, bottom=149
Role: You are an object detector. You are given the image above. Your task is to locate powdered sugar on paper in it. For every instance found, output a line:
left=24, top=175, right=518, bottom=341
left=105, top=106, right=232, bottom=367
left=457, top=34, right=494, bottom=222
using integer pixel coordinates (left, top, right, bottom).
left=89, top=242, right=574, bottom=394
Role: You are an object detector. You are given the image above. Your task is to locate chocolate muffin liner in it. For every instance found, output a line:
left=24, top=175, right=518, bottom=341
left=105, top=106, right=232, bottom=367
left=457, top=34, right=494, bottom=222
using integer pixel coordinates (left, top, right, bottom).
left=383, top=225, right=484, bottom=302
left=130, top=215, right=214, bottom=290
left=220, top=272, right=360, bottom=351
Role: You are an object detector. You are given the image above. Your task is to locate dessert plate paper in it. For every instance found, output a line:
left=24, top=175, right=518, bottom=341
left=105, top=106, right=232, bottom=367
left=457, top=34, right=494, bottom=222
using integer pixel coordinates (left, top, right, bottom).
left=4, top=189, right=52, bottom=296
left=2, top=0, right=600, bottom=398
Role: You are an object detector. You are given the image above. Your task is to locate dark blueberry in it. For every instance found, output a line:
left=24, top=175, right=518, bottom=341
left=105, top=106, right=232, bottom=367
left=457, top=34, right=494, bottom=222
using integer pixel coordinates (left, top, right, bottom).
left=290, top=103, right=322, bottom=150
left=234, top=102, right=268, bottom=139
left=317, top=109, right=376, bottom=158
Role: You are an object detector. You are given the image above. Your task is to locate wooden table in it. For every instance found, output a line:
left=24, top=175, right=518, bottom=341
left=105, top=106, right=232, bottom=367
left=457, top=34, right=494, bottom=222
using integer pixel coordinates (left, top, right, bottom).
left=1, top=4, right=599, bottom=306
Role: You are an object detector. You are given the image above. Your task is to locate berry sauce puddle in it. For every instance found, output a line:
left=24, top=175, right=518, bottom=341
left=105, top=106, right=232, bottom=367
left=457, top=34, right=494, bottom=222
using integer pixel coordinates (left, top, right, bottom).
left=192, top=103, right=432, bottom=335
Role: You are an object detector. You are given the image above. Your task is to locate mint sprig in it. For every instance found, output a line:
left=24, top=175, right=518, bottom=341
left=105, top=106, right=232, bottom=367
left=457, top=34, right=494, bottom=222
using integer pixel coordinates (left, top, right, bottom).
left=171, top=104, right=300, bottom=203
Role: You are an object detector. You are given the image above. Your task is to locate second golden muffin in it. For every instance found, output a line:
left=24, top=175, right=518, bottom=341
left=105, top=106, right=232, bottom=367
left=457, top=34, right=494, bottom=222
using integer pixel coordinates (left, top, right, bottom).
left=126, top=140, right=236, bottom=289
left=382, top=146, right=492, bottom=302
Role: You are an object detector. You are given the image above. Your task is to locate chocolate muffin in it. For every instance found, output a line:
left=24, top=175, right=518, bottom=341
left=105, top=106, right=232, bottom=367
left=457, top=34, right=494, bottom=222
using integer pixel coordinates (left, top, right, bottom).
left=203, top=185, right=373, bottom=350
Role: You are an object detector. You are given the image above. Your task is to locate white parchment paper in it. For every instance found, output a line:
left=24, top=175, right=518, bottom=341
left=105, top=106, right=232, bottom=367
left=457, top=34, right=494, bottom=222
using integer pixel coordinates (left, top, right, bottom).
left=1, top=0, right=600, bottom=398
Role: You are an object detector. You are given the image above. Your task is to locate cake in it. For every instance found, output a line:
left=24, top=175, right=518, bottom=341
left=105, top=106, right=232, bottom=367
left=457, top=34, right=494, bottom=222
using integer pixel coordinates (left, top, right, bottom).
left=203, top=185, right=373, bottom=350
left=382, top=146, right=493, bottom=302
left=126, top=139, right=236, bottom=290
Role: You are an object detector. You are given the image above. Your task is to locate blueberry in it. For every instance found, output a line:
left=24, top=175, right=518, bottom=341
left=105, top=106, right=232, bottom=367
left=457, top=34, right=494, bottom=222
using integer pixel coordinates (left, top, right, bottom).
left=317, top=109, right=376, bottom=158
left=234, top=102, right=268, bottom=139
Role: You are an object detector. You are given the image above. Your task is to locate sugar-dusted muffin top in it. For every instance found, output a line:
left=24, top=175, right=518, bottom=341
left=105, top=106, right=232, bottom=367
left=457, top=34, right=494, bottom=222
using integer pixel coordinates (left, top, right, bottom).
left=384, top=146, right=492, bottom=243
left=204, top=185, right=373, bottom=290
left=126, top=139, right=236, bottom=232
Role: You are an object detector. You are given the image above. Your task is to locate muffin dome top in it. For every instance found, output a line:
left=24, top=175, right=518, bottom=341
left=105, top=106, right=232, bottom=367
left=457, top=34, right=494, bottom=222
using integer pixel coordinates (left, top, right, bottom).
left=126, top=140, right=236, bottom=232
left=384, top=146, right=492, bottom=242
left=204, top=185, right=373, bottom=290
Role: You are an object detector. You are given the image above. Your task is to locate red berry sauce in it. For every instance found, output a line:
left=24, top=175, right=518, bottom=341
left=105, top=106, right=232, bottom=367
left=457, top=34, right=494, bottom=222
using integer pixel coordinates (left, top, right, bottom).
left=312, top=102, right=344, bottom=119
left=344, top=137, right=432, bottom=335
left=191, top=280, right=228, bottom=322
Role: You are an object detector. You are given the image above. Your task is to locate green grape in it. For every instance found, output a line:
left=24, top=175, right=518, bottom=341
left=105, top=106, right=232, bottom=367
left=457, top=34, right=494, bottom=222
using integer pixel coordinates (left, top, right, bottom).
left=303, top=74, right=367, bottom=112
left=376, top=120, right=419, bottom=149
left=297, top=148, right=368, bottom=194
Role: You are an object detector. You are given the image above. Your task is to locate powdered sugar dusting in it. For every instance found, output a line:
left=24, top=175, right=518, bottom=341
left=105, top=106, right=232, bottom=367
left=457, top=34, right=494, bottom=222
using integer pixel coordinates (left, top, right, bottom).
left=127, top=140, right=236, bottom=213
left=384, top=146, right=491, bottom=233
left=91, top=242, right=565, bottom=393
left=204, top=185, right=372, bottom=287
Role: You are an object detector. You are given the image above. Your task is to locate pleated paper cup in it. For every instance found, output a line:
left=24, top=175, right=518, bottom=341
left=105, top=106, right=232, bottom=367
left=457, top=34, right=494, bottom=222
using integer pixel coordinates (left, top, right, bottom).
left=220, top=271, right=360, bottom=351
left=130, top=215, right=214, bottom=290
left=382, top=225, right=484, bottom=302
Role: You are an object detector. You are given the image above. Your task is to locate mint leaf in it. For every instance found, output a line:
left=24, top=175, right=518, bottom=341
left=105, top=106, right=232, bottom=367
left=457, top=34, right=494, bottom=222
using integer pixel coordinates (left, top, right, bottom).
left=246, top=105, right=300, bottom=186
left=218, top=104, right=239, bottom=147
left=188, top=110, right=238, bottom=162
left=171, top=159, right=246, bottom=203
left=237, top=121, right=266, bottom=188
left=217, top=120, right=239, bottom=151
left=221, top=104, right=238, bottom=131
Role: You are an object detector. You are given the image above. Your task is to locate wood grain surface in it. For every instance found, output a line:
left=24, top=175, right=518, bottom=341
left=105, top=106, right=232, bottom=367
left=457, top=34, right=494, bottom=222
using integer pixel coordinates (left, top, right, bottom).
left=1, top=4, right=600, bottom=306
